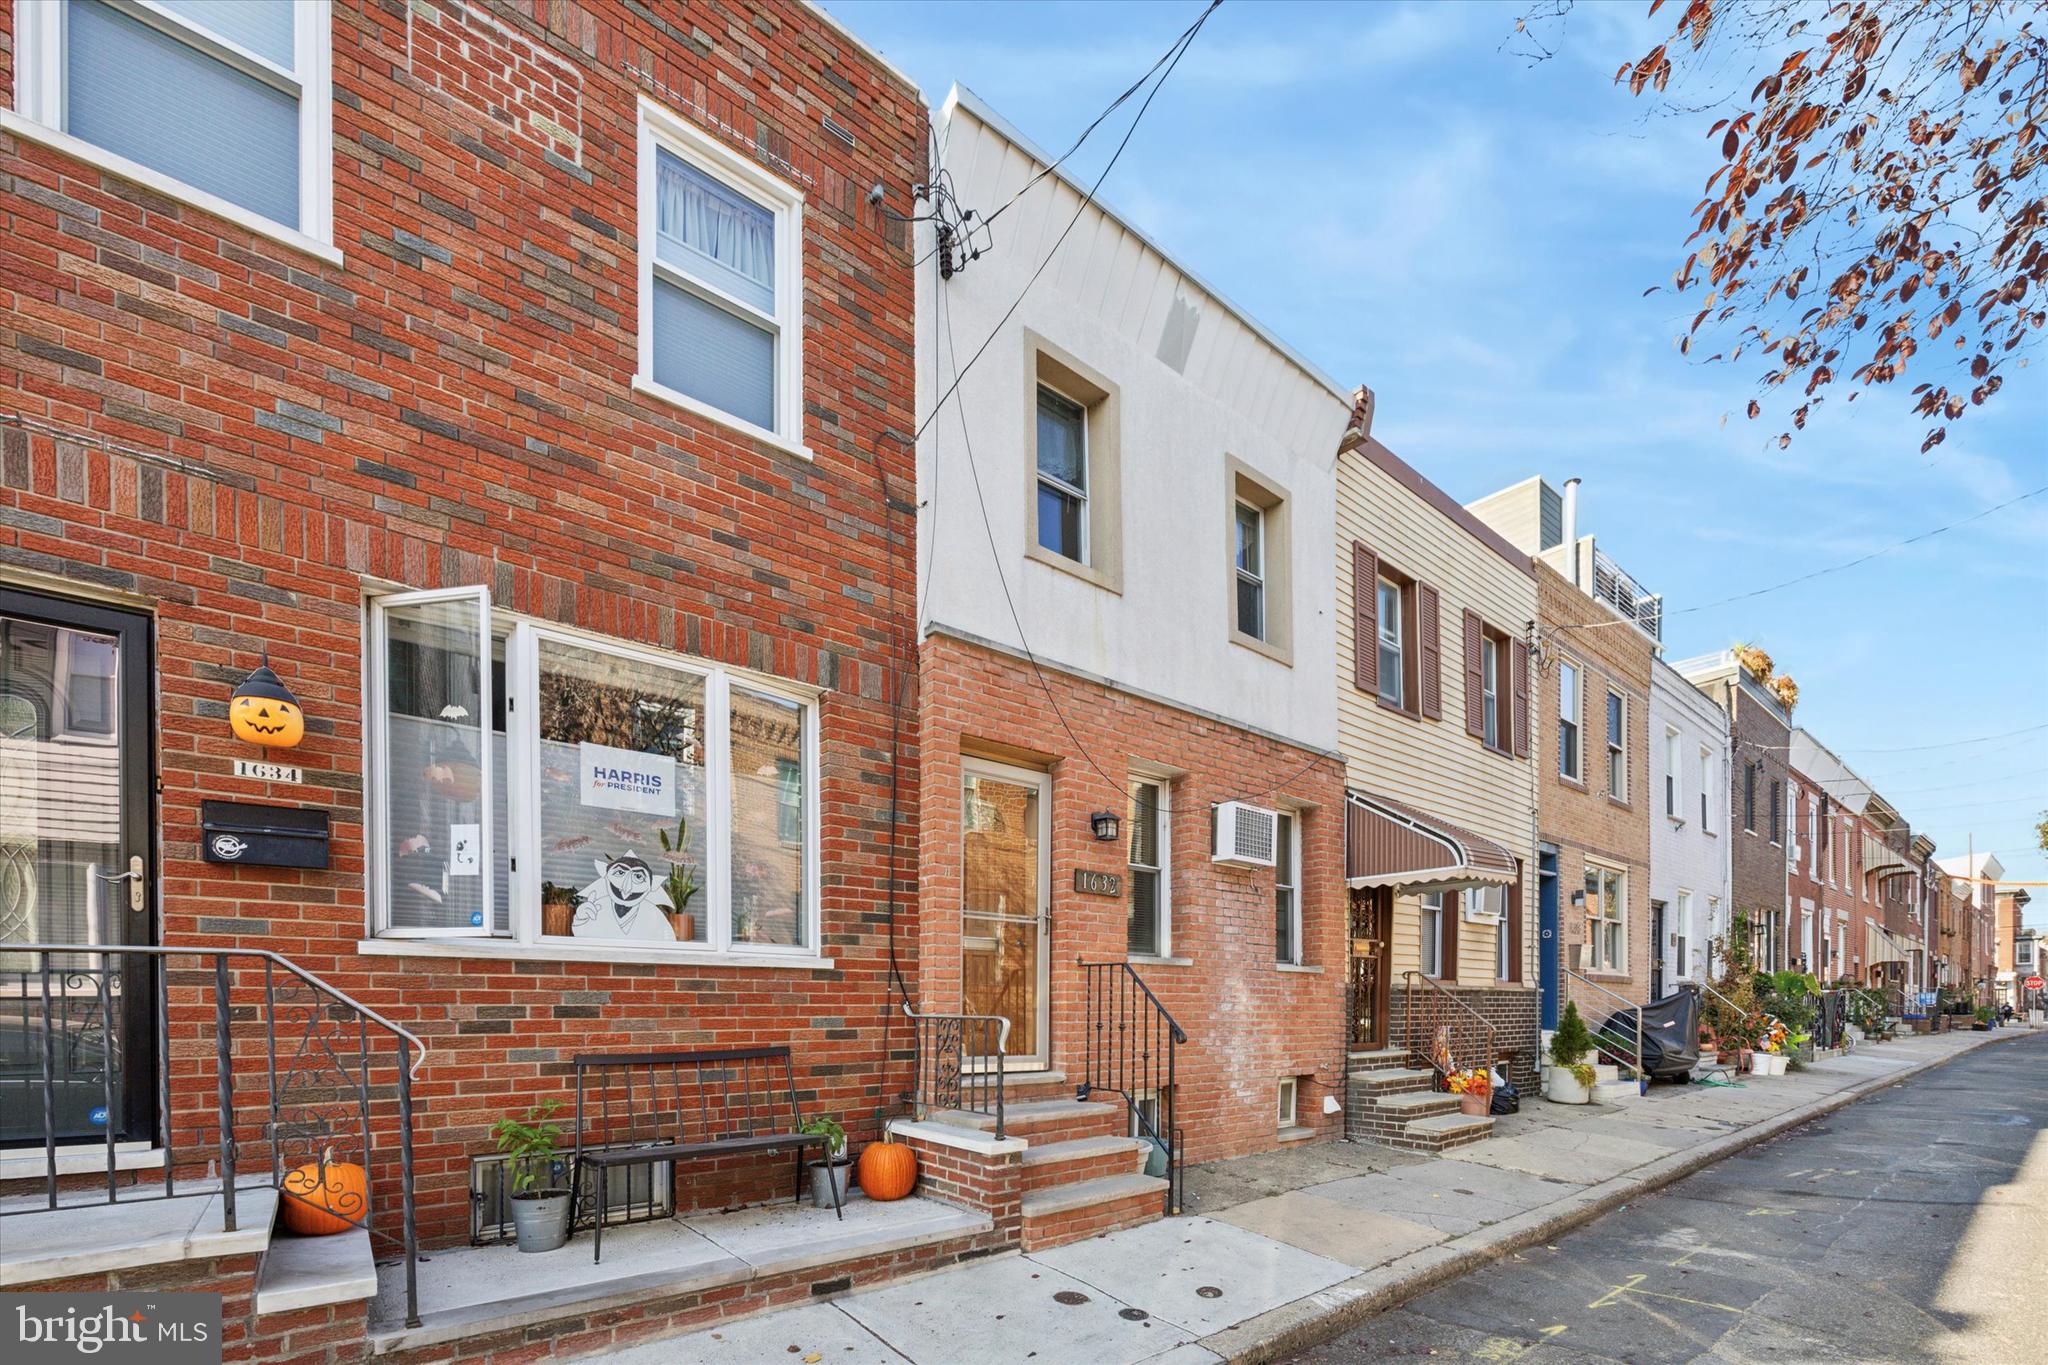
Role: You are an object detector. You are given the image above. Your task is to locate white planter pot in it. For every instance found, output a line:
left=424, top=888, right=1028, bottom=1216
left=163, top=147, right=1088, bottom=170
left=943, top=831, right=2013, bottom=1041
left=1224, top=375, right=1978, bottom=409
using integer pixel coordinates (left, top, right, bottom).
left=1753, top=1053, right=1786, bottom=1076
left=1543, top=1070, right=1592, bottom=1105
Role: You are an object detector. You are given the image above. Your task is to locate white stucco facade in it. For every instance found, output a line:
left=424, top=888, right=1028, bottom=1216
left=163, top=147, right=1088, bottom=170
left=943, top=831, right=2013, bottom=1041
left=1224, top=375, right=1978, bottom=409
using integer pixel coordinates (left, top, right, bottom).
left=915, top=87, right=1352, bottom=752
left=1649, top=656, right=1731, bottom=986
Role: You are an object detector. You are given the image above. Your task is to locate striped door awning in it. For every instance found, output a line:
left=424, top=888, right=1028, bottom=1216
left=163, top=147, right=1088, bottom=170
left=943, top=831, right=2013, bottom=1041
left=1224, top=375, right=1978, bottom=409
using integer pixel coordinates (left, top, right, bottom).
left=1344, top=789, right=1518, bottom=893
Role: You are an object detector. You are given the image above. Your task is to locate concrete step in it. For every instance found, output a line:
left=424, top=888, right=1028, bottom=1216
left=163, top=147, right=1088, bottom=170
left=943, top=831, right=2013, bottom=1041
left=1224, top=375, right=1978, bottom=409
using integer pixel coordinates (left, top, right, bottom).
left=999, top=1069, right=1071, bottom=1097
left=929, top=1098, right=1126, bottom=1141
left=1018, top=1135, right=1148, bottom=1193
left=1347, top=1047, right=1410, bottom=1073
left=1591, top=1063, right=1620, bottom=1084
left=1019, top=1173, right=1168, bottom=1251
left=1591, top=1079, right=1641, bottom=1105
left=1383, top=1112, right=1494, bottom=1153
left=1371, top=1090, right=1462, bottom=1119
left=1346, top=1066, right=1437, bottom=1096
left=256, top=1227, right=377, bottom=1315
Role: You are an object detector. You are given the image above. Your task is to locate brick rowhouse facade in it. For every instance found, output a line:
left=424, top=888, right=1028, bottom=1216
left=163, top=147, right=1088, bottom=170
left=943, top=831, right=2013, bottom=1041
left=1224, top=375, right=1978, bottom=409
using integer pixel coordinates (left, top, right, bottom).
left=1788, top=766, right=1826, bottom=976
left=1681, top=652, right=1793, bottom=975
left=0, top=0, right=924, bottom=1252
left=1533, top=564, right=1653, bottom=1016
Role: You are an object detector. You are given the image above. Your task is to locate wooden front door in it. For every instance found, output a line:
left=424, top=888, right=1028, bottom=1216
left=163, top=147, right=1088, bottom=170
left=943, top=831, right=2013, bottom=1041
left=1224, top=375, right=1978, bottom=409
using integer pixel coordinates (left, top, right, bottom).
left=1349, top=886, right=1391, bottom=1049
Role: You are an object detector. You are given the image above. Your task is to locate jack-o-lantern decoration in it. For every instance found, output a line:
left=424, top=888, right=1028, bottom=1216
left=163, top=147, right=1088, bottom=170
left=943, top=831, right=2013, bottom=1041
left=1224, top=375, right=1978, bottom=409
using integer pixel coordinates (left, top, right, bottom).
left=229, top=658, right=305, bottom=748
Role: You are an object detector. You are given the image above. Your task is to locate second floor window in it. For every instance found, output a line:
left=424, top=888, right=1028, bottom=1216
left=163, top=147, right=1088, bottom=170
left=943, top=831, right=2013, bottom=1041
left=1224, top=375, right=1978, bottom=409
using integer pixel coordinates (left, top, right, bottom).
left=1665, top=728, right=1681, bottom=817
left=1419, top=891, right=1445, bottom=978
left=1234, top=502, right=1265, bottom=640
left=1035, top=387, right=1088, bottom=562
left=1377, top=579, right=1404, bottom=708
left=1743, top=762, right=1757, bottom=831
left=1770, top=778, right=1782, bottom=843
left=1481, top=636, right=1500, bottom=749
left=1586, top=864, right=1626, bottom=973
left=639, top=101, right=803, bottom=444
left=1606, top=691, right=1626, bottom=799
left=1699, top=745, right=1714, bottom=830
left=1558, top=660, right=1581, bottom=779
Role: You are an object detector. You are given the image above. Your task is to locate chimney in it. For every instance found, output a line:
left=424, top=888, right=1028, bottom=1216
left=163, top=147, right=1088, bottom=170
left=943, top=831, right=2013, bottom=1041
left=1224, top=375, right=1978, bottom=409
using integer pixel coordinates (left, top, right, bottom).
left=1561, top=477, right=1581, bottom=585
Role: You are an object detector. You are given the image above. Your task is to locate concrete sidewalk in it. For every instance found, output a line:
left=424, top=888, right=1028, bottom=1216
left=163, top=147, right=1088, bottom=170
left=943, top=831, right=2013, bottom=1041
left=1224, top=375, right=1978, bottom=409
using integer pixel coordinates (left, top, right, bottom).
left=585, top=1024, right=2041, bottom=1365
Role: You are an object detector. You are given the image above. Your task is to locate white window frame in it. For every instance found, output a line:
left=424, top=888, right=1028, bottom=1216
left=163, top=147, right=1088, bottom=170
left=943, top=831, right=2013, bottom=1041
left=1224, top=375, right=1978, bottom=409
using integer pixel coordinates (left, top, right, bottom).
left=1664, top=726, right=1682, bottom=820
left=1376, top=577, right=1404, bottom=709
left=1419, top=891, right=1444, bottom=979
left=1674, top=889, right=1692, bottom=979
left=8, top=0, right=336, bottom=261
left=1126, top=774, right=1171, bottom=958
left=366, top=585, right=823, bottom=962
left=1274, top=809, right=1301, bottom=965
left=1276, top=1077, right=1298, bottom=1130
left=1557, top=660, right=1581, bottom=781
left=634, top=95, right=806, bottom=457
left=1234, top=500, right=1266, bottom=642
left=1698, top=744, right=1714, bottom=832
left=1034, top=382, right=1091, bottom=564
left=1585, top=862, right=1626, bottom=975
left=1605, top=691, right=1626, bottom=800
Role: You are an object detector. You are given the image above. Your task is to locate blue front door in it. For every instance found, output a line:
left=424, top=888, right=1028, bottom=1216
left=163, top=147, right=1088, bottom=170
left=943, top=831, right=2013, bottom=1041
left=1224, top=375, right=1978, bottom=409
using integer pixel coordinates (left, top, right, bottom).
left=1539, top=848, right=1560, bottom=1029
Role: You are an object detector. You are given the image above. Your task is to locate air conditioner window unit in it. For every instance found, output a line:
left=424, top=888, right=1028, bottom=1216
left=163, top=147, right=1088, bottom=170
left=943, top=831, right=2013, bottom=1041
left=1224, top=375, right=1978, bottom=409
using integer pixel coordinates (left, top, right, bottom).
left=1212, top=801, right=1278, bottom=867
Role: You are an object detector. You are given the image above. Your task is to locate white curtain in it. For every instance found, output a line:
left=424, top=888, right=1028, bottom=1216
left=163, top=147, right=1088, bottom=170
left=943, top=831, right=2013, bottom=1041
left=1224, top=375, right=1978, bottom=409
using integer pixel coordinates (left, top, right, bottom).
left=656, top=152, right=775, bottom=313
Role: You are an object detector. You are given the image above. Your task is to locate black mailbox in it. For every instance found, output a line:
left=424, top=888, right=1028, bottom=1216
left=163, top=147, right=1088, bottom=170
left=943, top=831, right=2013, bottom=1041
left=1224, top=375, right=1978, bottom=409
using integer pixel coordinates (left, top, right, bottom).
left=201, top=801, right=330, bottom=869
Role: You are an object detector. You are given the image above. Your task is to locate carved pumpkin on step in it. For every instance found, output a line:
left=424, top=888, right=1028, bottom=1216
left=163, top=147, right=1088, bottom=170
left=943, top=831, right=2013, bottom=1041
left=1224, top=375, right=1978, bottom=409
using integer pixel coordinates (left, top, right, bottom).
left=281, top=1148, right=369, bottom=1235
left=857, top=1138, right=917, bottom=1201
left=229, top=660, right=305, bottom=749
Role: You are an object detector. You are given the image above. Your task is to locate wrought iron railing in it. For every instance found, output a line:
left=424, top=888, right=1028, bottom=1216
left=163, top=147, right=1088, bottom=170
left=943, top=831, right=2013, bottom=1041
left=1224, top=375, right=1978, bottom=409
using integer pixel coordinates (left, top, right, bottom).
left=1400, top=969, right=1498, bottom=1081
left=1561, top=967, right=1643, bottom=1086
left=0, top=945, right=426, bottom=1328
left=1077, top=960, right=1185, bottom=1216
left=901, top=1003, right=1008, bottom=1139
left=1590, top=548, right=1661, bottom=642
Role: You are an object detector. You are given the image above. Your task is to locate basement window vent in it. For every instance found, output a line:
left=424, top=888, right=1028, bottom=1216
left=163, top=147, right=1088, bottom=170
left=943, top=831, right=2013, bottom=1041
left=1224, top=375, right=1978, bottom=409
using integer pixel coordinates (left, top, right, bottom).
left=469, top=1150, right=673, bottom=1244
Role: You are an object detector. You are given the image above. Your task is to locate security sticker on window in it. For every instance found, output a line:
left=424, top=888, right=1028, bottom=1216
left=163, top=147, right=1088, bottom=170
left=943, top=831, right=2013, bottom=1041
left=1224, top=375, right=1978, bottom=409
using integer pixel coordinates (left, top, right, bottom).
left=9, top=1292, right=221, bottom=1364
left=578, top=742, right=676, bottom=816
left=449, top=823, right=481, bottom=877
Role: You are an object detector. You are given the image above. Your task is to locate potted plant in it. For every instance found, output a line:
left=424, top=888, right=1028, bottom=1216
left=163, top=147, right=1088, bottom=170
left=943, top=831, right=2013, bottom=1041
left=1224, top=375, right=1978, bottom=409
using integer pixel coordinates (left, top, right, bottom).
left=1973, top=1005, right=1993, bottom=1031
left=801, top=1115, right=853, bottom=1209
left=492, top=1099, right=572, bottom=1253
left=656, top=814, right=701, bottom=942
left=1544, top=1002, right=1596, bottom=1104
left=1445, top=1067, right=1492, bottom=1117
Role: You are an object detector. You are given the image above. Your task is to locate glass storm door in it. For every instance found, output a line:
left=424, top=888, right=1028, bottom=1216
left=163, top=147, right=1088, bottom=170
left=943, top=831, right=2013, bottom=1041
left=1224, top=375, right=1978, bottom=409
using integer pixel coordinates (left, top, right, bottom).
left=0, top=591, right=154, bottom=1146
left=960, top=760, right=1050, bottom=1068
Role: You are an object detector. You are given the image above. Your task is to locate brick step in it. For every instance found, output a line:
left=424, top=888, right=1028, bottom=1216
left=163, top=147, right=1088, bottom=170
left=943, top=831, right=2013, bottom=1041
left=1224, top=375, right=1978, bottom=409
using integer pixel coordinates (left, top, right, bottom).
left=1347, top=1047, right=1411, bottom=1073
left=1019, top=1173, right=1168, bottom=1252
left=1019, top=1135, right=1148, bottom=1194
left=1346, top=1066, right=1438, bottom=1097
left=929, top=1098, right=1126, bottom=1142
left=1381, top=1112, right=1494, bottom=1153
left=1371, top=1090, right=1463, bottom=1119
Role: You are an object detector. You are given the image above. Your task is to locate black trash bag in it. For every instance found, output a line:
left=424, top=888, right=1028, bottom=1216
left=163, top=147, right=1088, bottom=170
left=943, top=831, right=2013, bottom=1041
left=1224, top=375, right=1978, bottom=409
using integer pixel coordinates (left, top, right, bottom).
left=1489, top=1076, right=1520, bottom=1115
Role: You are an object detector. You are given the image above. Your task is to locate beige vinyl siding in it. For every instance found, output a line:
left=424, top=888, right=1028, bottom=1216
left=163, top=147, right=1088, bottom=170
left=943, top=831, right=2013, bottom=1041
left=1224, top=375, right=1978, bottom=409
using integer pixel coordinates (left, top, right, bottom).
left=1338, top=456, right=1539, bottom=988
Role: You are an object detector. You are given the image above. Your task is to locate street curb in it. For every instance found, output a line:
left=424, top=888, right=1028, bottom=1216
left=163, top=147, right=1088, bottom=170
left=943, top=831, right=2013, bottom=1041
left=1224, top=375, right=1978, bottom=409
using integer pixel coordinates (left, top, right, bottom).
left=1201, top=1027, right=2043, bottom=1363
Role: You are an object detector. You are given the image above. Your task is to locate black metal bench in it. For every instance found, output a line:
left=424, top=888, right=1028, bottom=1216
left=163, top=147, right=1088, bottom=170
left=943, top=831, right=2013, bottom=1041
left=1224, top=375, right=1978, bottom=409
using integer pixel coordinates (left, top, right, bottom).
left=571, top=1046, right=841, bottom=1263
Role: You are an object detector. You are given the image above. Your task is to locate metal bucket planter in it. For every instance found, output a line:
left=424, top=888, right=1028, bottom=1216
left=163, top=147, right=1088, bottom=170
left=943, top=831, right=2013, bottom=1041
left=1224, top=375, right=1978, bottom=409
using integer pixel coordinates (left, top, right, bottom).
left=510, top=1189, right=573, bottom=1253
left=809, top=1157, right=853, bottom=1209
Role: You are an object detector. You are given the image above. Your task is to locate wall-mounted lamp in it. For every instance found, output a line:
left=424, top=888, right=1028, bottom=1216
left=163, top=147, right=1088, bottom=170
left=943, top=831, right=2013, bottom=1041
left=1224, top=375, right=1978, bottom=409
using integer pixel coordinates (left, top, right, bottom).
left=1090, top=810, right=1122, bottom=842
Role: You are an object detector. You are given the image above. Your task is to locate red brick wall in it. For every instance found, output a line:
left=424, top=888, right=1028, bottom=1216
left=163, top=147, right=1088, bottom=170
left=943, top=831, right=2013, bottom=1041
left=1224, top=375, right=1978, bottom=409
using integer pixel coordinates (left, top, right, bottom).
left=1, top=0, right=922, bottom=1246
left=917, top=632, right=1348, bottom=1165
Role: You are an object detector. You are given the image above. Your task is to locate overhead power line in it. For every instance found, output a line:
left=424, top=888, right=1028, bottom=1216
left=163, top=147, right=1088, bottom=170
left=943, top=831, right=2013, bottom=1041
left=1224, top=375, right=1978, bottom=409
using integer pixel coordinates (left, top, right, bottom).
left=1843, top=723, right=2048, bottom=755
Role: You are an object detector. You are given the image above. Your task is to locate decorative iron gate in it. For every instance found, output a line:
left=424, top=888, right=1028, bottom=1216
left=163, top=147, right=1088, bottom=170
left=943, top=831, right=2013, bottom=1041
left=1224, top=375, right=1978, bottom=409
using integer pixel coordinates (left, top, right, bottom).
left=1349, top=887, right=1386, bottom=1049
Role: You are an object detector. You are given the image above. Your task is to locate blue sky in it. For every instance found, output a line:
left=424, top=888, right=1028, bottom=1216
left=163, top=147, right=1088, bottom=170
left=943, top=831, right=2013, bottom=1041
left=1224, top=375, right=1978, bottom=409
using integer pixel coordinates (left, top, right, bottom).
left=828, top=0, right=2048, bottom=916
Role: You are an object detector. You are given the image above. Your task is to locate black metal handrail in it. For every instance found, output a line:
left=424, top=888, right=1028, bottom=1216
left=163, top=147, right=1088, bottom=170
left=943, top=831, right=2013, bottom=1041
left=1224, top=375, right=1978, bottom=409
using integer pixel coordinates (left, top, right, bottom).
left=0, top=945, right=426, bottom=1328
left=1077, top=960, right=1185, bottom=1216
left=901, top=1003, right=1008, bottom=1139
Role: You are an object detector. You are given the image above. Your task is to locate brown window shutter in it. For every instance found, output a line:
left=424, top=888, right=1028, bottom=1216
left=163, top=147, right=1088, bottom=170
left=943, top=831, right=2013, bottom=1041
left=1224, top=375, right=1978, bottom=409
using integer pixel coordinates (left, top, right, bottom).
left=1352, top=541, right=1378, bottom=694
left=1461, top=609, right=1484, bottom=738
left=1510, top=638, right=1530, bottom=758
left=1417, top=583, right=1442, bottom=720
left=1505, top=870, right=1523, bottom=982
left=1441, top=891, right=1460, bottom=979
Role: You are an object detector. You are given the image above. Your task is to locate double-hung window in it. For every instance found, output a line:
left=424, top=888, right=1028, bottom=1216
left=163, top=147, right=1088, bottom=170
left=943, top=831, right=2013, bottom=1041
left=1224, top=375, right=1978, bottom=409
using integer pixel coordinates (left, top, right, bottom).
left=1419, top=891, right=1444, bottom=978
left=1664, top=728, right=1681, bottom=818
left=1234, top=502, right=1266, bottom=641
left=11, top=0, right=334, bottom=250
left=1557, top=660, right=1581, bottom=780
left=1126, top=778, right=1169, bottom=956
left=1674, top=890, right=1692, bottom=978
left=1585, top=864, right=1625, bottom=974
left=1699, top=745, right=1714, bottom=831
left=1035, top=387, right=1089, bottom=562
left=638, top=99, right=803, bottom=448
left=1480, top=636, right=1500, bottom=749
left=1376, top=579, right=1404, bottom=708
left=368, top=586, right=820, bottom=958
left=1606, top=691, right=1626, bottom=799
left=1274, top=811, right=1300, bottom=965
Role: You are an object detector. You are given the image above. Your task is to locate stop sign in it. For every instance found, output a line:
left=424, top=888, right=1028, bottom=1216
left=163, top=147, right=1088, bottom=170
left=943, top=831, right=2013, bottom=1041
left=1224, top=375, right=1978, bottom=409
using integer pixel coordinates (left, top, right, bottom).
left=2026, top=975, right=2045, bottom=990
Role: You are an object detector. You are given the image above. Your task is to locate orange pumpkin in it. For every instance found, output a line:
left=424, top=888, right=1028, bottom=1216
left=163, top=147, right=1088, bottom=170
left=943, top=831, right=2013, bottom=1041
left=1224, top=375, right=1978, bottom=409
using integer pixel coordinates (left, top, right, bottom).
left=280, top=1150, right=369, bottom=1236
left=857, top=1139, right=917, bottom=1202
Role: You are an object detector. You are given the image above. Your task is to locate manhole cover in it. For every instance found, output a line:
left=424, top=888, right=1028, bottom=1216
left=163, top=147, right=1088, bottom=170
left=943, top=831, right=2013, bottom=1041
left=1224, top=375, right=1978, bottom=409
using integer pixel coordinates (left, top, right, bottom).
left=1119, top=1308, right=1149, bottom=1321
left=1053, top=1290, right=1091, bottom=1306
left=1196, top=1286, right=1224, bottom=1299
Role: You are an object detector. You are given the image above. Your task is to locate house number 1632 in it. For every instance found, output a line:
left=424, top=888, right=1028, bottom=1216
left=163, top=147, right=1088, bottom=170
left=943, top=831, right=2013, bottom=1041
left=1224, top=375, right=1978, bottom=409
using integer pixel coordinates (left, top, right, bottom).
left=1073, top=869, right=1123, bottom=897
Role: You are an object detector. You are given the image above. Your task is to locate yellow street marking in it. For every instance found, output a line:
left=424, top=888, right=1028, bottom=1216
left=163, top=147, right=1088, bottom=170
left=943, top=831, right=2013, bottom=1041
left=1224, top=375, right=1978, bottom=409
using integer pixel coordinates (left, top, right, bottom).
left=1473, top=1338, right=1529, bottom=1361
left=1589, top=1273, right=1743, bottom=1314
left=1540, top=1325, right=1569, bottom=1337
left=1745, top=1206, right=1796, bottom=1217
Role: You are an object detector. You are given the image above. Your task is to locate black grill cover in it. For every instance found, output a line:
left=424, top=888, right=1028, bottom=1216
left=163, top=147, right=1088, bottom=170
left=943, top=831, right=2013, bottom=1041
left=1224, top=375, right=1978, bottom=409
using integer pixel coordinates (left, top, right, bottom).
left=1600, top=987, right=1701, bottom=1079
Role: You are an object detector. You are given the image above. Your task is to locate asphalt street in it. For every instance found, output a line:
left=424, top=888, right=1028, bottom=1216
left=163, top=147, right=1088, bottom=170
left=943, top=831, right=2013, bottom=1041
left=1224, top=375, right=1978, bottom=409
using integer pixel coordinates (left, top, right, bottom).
left=1289, top=1030, right=2048, bottom=1364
